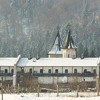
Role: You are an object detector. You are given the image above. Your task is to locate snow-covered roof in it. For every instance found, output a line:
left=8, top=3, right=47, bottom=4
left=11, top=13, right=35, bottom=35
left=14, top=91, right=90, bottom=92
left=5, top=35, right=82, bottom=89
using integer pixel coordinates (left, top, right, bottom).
left=0, top=55, right=21, bottom=67
left=0, top=57, right=99, bottom=67
left=17, top=58, right=99, bottom=67
left=49, top=31, right=62, bottom=55
left=0, top=58, right=17, bottom=66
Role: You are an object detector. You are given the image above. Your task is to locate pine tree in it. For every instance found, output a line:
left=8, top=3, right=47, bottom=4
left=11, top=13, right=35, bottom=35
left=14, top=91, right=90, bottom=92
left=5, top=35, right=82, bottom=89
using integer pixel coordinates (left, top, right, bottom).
left=78, top=43, right=84, bottom=57
left=90, top=49, right=95, bottom=57
left=83, top=47, right=89, bottom=57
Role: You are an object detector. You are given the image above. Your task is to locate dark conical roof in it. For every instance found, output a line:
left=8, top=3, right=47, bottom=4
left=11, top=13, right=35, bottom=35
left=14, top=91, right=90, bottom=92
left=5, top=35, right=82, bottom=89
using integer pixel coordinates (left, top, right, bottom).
left=62, top=25, right=76, bottom=49
left=49, top=26, right=62, bottom=54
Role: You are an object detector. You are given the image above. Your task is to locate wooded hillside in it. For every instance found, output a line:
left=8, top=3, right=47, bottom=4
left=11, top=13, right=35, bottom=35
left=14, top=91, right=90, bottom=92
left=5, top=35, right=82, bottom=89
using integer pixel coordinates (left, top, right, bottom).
left=0, top=0, right=100, bottom=57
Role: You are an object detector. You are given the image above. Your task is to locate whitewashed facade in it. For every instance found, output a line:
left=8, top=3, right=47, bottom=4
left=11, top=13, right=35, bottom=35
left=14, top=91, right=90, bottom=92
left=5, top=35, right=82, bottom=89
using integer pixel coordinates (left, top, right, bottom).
left=0, top=56, right=99, bottom=85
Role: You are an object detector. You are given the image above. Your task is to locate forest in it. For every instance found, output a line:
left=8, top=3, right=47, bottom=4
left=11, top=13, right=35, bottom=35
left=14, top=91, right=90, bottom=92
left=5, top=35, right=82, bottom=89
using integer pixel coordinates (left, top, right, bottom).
left=0, top=0, right=100, bottom=58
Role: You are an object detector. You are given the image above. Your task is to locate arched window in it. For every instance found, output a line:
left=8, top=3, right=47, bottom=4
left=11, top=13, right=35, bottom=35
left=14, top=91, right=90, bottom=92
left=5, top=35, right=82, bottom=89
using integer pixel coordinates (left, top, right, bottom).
left=11, top=69, right=14, bottom=74
left=84, top=69, right=87, bottom=73
left=55, top=69, right=58, bottom=73
left=93, top=69, right=96, bottom=74
left=74, top=69, right=77, bottom=74
left=40, top=69, right=43, bottom=73
left=5, top=69, right=8, bottom=74
left=21, top=68, right=24, bottom=73
left=48, top=69, right=51, bottom=73
left=65, top=69, right=68, bottom=73
left=29, top=69, right=32, bottom=73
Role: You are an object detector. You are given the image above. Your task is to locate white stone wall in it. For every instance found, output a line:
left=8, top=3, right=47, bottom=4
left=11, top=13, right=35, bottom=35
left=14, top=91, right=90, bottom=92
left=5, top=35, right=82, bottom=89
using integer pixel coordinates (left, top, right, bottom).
left=72, top=66, right=83, bottom=73
left=9, top=66, right=14, bottom=73
left=52, top=66, right=63, bottom=73
left=17, top=67, right=21, bottom=72
left=22, top=66, right=94, bottom=74
left=24, top=67, right=33, bottom=73
left=38, top=77, right=53, bottom=84
left=0, top=66, right=14, bottom=73
left=92, top=67, right=97, bottom=73
left=48, top=54, right=62, bottom=58
left=34, top=66, right=43, bottom=73
left=38, top=76, right=68, bottom=84
left=83, top=66, right=93, bottom=72
left=0, top=66, right=97, bottom=83
left=38, top=76, right=96, bottom=84
left=63, top=67, right=73, bottom=73
left=63, top=49, right=76, bottom=58
left=0, top=76, right=13, bottom=81
left=1, top=66, right=10, bottom=73
left=43, top=67, right=52, bottom=73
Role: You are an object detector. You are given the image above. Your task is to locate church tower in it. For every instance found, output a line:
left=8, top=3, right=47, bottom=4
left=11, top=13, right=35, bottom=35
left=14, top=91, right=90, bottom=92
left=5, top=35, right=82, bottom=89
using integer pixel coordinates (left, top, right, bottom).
left=48, top=24, right=77, bottom=58
left=62, top=24, right=77, bottom=58
left=48, top=26, right=63, bottom=58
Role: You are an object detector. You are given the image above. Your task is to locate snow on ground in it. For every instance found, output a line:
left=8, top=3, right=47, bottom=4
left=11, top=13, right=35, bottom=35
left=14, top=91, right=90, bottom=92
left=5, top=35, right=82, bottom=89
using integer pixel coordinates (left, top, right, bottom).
left=1, top=92, right=100, bottom=100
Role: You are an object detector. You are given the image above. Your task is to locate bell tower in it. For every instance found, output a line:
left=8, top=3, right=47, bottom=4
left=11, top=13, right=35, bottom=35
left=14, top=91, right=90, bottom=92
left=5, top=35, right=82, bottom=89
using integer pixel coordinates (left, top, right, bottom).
left=62, top=24, right=77, bottom=58
left=48, top=26, right=62, bottom=58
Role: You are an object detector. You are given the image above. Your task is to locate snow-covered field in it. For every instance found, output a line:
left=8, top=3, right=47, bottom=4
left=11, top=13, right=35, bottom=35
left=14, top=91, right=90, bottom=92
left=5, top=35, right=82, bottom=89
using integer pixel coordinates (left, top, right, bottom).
left=1, top=92, right=100, bottom=100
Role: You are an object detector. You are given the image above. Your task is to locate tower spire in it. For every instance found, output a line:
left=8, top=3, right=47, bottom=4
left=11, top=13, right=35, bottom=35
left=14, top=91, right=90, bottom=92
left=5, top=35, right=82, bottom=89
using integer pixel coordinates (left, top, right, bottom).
left=48, top=26, right=62, bottom=58
left=62, top=24, right=77, bottom=58
left=63, top=24, right=75, bottom=49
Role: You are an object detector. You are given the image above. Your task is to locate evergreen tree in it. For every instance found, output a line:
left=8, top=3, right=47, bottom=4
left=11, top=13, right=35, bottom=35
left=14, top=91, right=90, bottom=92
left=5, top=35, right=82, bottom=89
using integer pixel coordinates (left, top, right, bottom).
left=90, top=49, right=95, bottom=57
left=83, top=47, right=89, bottom=57
left=78, top=43, right=84, bottom=57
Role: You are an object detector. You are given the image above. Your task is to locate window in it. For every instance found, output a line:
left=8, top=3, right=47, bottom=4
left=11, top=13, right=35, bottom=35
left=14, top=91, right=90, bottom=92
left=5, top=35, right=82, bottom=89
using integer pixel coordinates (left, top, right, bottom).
left=65, top=69, right=68, bottom=73
left=29, top=69, right=32, bottom=73
left=40, top=69, right=43, bottom=73
left=84, top=69, right=87, bottom=73
left=93, top=69, right=96, bottom=74
left=48, top=69, right=51, bottom=73
left=55, top=69, right=58, bottom=73
left=74, top=69, right=77, bottom=74
left=11, top=69, right=14, bottom=74
left=21, top=68, right=24, bottom=73
left=5, top=69, right=8, bottom=73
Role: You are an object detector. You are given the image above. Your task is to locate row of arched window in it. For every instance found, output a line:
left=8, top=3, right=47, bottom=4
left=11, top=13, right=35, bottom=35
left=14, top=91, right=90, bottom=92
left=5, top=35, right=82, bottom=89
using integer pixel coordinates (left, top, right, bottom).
left=2, top=69, right=14, bottom=74
left=21, top=68, right=96, bottom=74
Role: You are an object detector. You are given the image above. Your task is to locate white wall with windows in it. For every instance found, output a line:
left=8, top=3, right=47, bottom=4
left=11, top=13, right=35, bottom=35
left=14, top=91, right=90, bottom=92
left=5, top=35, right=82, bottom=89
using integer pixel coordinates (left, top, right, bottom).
left=83, top=66, right=93, bottom=73
left=63, top=67, right=73, bottom=73
left=0, top=66, right=14, bottom=74
left=72, top=66, right=83, bottom=73
left=34, top=66, right=43, bottom=73
left=18, top=66, right=97, bottom=75
left=43, top=66, right=52, bottom=73
left=52, top=66, right=63, bottom=73
left=38, top=76, right=68, bottom=84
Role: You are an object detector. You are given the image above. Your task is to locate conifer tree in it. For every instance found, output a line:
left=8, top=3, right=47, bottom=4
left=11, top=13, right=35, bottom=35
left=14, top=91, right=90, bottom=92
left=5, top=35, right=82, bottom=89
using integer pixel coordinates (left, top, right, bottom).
left=83, top=47, right=89, bottom=57
left=90, top=49, right=95, bottom=57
